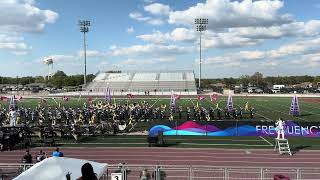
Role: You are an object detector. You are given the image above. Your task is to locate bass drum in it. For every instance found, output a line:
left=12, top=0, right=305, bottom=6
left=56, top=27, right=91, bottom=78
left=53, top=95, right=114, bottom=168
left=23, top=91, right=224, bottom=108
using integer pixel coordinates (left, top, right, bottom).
left=118, top=120, right=127, bottom=131
left=0, top=130, right=3, bottom=141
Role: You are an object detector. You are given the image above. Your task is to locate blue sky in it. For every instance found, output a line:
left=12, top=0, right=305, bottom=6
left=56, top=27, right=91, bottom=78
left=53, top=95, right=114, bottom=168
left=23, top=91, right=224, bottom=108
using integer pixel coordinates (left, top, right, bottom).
left=1, top=0, right=320, bottom=78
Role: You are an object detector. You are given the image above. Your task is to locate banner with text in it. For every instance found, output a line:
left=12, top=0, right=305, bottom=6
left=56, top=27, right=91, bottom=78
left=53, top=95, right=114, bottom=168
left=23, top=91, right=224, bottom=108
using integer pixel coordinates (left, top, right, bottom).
left=148, top=120, right=320, bottom=137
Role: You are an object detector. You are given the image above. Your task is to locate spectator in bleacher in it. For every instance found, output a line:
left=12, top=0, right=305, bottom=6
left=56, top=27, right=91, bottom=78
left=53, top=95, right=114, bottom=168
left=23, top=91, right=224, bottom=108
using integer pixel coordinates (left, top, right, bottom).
left=52, top=147, right=64, bottom=157
left=79, top=162, right=98, bottom=180
left=22, top=150, right=33, bottom=164
left=66, top=163, right=98, bottom=180
left=36, top=149, right=47, bottom=162
left=140, top=168, right=151, bottom=180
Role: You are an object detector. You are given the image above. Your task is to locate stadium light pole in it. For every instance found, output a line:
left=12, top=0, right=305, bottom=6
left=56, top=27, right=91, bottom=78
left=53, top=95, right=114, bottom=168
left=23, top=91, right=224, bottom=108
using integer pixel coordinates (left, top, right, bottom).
left=79, top=20, right=90, bottom=88
left=195, top=18, right=208, bottom=89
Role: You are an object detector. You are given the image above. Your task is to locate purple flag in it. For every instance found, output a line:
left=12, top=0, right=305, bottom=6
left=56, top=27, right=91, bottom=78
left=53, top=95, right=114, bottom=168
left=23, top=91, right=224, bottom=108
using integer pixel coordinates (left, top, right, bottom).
left=170, top=93, right=176, bottom=109
left=227, top=94, right=234, bottom=112
left=105, top=87, right=112, bottom=103
left=289, top=95, right=300, bottom=116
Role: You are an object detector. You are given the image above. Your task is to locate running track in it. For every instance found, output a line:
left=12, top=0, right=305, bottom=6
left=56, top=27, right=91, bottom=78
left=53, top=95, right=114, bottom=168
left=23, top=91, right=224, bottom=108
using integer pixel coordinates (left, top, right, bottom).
left=1, top=147, right=320, bottom=167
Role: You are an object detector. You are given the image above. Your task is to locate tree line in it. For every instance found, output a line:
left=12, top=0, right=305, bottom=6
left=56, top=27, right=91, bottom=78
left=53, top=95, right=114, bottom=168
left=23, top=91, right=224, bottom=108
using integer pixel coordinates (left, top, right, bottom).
left=0, top=71, right=319, bottom=89
left=198, top=72, right=320, bottom=89
left=0, top=71, right=95, bottom=88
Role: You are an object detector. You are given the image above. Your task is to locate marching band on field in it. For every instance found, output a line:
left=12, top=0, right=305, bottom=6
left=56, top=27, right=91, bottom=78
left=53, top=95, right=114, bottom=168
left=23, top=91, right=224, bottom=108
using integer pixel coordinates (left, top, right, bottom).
left=0, top=100, right=255, bottom=130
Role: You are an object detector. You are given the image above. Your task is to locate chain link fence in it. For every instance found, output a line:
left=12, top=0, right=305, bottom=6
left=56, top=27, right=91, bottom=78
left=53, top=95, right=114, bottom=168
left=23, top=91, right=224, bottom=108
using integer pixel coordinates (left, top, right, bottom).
left=1, top=164, right=320, bottom=180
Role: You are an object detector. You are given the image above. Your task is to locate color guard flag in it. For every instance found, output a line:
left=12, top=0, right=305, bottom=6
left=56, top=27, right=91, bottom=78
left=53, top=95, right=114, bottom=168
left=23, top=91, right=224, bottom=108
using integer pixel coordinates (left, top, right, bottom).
left=170, top=93, right=176, bottom=108
left=127, top=93, right=134, bottom=99
left=62, top=96, right=69, bottom=101
left=14, top=95, right=23, bottom=101
left=87, top=97, right=93, bottom=102
left=197, top=95, right=206, bottom=101
left=210, top=94, right=218, bottom=102
left=173, top=94, right=181, bottom=100
left=0, top=96, right=8, bottom=101
left=40, top=98, right=47, bottom=104
left=105, top=88, right=112, bottom=103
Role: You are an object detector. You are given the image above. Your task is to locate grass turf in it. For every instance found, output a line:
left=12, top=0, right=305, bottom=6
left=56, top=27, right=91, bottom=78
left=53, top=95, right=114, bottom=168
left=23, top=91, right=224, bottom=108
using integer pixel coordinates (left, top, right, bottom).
left=2, top=96, right=320, bottom=149
left=1, top=96, right=320, bottom=121
left=30, top=135, right=320, bottom=150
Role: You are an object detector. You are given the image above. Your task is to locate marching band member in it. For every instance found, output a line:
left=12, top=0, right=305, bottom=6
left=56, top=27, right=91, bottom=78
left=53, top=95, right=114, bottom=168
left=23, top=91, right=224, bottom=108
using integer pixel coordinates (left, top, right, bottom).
left=244, top=102, right=249, bottom=111
left=9, top=108, right=17, bottom=126
left=169, top=112, right=174, bottom=121
left=206, top=113, right=211, bottom=121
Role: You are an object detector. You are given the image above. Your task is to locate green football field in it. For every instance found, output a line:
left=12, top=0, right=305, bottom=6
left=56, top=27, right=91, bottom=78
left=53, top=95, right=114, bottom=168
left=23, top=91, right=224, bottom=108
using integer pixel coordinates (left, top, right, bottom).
left=29, top=135, right=320, bottom=150
left=2, top=95, right=320, bottom=150
left=1, top=95, right=319, bottom=121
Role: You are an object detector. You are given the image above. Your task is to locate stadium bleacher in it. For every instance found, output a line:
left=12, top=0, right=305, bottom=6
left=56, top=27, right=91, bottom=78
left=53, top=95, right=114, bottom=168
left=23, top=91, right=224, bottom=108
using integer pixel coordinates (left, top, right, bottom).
left=86, top=70, right=197, bottom=95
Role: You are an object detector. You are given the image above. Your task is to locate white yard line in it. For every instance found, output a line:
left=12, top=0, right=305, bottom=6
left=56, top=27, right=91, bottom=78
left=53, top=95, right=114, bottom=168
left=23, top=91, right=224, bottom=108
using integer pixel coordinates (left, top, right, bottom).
left=255, top=112, right=274, bottom=121
left=252, top=99, right=308, bottom=121
left=150, top=97, right=160, bottom=108
left=259, top=136, right=274, bottom=146
left=130, top=97, right=160, bottom=132
left=189, top=98, right=195, bottom=106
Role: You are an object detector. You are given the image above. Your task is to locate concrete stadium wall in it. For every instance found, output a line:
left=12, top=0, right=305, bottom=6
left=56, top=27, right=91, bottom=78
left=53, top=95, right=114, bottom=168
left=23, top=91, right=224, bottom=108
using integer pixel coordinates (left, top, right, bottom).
left=49, top=90, right=198, bottom=97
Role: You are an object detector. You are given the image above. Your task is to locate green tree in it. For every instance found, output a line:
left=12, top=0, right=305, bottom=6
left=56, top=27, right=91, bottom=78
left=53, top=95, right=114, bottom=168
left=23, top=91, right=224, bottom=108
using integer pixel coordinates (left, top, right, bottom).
left=239, top=75, right=250, bottom=86
left=51, top=71, right=67, bottom=88
left=250, top=72, right=264, bottom=86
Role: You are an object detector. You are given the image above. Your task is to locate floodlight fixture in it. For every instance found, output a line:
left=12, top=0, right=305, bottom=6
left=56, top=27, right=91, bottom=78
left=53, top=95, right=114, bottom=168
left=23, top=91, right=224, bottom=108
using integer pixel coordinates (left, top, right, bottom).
left=194, top=18, right=208, bottom=89
left=78, top=20, right=91, bottom=87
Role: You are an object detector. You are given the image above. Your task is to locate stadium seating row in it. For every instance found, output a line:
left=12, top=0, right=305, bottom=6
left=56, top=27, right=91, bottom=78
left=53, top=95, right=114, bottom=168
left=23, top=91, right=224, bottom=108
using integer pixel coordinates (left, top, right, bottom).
left=87, top=71, right=196, bottom=93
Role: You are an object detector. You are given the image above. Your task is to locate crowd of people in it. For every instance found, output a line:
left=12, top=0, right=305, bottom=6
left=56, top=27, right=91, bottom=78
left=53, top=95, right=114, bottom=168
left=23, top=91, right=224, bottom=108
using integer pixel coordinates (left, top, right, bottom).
left=21, top=148, right=99, bottom=180
left=22, top=148, right=62, bottom=164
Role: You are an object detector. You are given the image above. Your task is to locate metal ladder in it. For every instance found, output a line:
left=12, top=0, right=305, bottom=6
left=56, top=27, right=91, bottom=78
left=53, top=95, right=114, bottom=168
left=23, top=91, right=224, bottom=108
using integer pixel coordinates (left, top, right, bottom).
left=274, top=138, right=292, bottom=156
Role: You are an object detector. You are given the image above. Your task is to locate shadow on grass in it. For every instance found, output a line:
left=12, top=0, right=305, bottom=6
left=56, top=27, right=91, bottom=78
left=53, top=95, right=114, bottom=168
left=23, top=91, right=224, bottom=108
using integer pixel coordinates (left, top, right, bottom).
left=151, top=141, right=181, bottom=147
left=291, top=145, right=311, bottom=155
left=299, top=113, right=313, bottom=117
left=78, top=136, right=97, bottom=143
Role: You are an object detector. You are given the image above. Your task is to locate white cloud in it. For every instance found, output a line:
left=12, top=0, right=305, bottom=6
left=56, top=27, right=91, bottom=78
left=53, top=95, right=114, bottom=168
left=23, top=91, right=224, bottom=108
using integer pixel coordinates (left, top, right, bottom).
left=204, top=50, right=265, bottom=65
left=110, top=44, right=193, bottom=57
left=42, top=55, right=77, bottom=63
left=168, top=0, right=291, bottom=29
left=291, top=53, right=320, bottom=68
left=144, top=3, right=171, bottom=16
left=120, top=59, right=154, bottom=65
left=99, top=61, right=109, bottom=67
left=127, top=26, right=134, bottom=34
left=129, top=12, right=164, bottom=26
left=137, top=30, right=171, bottom=44
left=129, top=12, right=150, bottom=21
left=136, top=19, right=320, bottom=49
left=0, top=34, right=31, bottom=55
left=202, top=31, right=262, bottom=48
left=120, top=57, right=176, bottom=65
left=263, top=61, right=279, bottom=67
left=0, top=0, right=59, bottom=33
left=231, top=20, right=320, bottom=40
left=137, top=28, right=196, bottom=44
left=170, top=28, right=196, bottom=41
left=78, top=50, right=106, bottom=58
left=40, top=49, right=108, bottom=65
left=204, top=37, right=320, bottom=68
left=268, top=38, right=320, bottom=58
left=238, top=51, right=266, bottom=60
left=143, top=0, right=155, bottom=3
left=0, top=0, right=58, bottom=55
left=109, top=45, right=117, bottom=50
left=147, top=19, right=164, bottom=26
